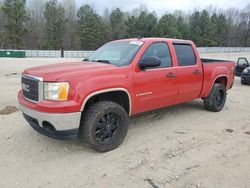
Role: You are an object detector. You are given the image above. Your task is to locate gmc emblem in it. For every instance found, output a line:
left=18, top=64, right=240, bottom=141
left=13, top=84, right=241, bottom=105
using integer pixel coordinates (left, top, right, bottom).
left=22, top=83, right=30, bottom=92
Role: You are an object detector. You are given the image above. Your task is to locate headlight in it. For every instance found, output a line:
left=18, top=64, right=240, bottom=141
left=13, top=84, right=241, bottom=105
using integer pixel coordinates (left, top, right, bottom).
left=44, top=82, right=69, bottom=101
left=243, top=69, right=248, bottom=74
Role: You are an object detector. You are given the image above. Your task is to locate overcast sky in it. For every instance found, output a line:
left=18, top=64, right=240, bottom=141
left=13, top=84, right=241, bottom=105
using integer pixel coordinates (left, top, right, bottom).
left=76, top=0, right=249, bottom=15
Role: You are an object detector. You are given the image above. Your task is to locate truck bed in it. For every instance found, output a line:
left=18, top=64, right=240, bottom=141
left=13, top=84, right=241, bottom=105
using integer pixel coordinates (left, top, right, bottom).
left=200, top=59, right=235, bottom=98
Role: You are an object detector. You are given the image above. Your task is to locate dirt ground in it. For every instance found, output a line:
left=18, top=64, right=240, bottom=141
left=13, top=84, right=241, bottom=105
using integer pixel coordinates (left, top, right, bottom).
left=0, top=56, right=250, bottom=188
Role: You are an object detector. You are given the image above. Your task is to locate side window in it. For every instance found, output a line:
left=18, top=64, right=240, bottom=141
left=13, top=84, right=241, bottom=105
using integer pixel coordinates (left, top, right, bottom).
left=174, top=44, right=196, bottom=66
left=237, top=58, right=249, bottom=66
left=142, top=43, right=172, bottom=68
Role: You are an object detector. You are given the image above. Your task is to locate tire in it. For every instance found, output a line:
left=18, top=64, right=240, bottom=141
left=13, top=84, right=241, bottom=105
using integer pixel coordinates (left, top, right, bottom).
left=241, top=79, right=246, bottom=85
left=80, top=101, right=129, bottom=152
left=204, top=83, right=227, bottom=112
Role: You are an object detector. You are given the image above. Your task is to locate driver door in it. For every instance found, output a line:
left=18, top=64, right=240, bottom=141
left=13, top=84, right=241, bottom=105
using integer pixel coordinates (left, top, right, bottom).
left=235, top=58, right=249, bottom=76
left=132, top=42, right=178, bottom=114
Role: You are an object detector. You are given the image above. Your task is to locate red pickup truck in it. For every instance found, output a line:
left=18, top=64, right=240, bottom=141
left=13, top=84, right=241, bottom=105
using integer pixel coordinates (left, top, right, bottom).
left=18, top=38, right=235, bottom=152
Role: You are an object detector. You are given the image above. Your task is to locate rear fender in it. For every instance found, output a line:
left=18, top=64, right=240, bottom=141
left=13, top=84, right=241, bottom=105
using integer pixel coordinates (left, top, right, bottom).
left=201, top=66, right=229, bottom=98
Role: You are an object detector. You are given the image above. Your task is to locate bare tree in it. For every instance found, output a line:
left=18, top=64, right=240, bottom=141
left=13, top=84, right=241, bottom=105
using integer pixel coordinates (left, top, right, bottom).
left=131, top=4, right=148, bottom=17
left=223, top=4, right=250, bottom=47
left=25, top=0, right=47, bottom=49
left=224, top=8, right=240, bottom=46
left=241, top=4, right=250, bottom=46
left=0, top=0, right=6, bottom=48
left=61, top=0, right=79, bottom=49
left=1, top=0, right=250, bottom=49
left=103, top=8, right=110, bottom=22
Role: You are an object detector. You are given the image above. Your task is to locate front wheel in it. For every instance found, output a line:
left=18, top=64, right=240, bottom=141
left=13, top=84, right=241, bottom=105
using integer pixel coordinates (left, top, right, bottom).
left=204, top=83, right=227, bottom=112
left=80, top=101, right=129, bottom=152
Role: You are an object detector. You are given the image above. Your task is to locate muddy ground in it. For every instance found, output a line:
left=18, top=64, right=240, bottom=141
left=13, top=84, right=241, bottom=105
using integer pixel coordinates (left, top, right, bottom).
left=0, top=55, right=250, bottom=188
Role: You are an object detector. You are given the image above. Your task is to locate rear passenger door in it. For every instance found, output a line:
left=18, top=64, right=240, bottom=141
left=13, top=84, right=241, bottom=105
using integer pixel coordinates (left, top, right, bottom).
left=173, top=43, right=203, bottom=103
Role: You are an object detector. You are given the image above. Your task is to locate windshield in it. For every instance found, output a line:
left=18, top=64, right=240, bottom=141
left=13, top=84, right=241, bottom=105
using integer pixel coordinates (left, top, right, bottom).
left=88, top=41, right=143, bottom=66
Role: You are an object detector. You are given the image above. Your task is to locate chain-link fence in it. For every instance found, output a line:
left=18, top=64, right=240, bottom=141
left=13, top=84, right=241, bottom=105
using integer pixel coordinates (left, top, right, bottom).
left=1, top=47, right=250, bottom=58
left=0, top=49, right=94, bottom=58
left=197, top=47, right=250, bottom=53
left=24, top=50, right=94, bottom=58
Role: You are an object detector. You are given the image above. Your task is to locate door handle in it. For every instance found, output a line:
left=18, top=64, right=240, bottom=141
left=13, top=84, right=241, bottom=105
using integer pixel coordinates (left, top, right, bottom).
left=193, top=69, right=201, bottom=75
left=166, top=72, right=176, bottom=78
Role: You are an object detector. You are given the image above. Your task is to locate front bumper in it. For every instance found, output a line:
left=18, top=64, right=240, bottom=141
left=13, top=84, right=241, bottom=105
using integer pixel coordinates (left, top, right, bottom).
left=19, top=104, right=81, bottom=140
left=241, top=75, right=250, bottom=85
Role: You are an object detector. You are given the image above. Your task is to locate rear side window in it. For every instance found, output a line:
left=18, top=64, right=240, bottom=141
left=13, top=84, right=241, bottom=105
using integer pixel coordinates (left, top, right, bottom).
left=174, top=44, right=196, bottom=66
left=142, top=43, right=172, bottom=68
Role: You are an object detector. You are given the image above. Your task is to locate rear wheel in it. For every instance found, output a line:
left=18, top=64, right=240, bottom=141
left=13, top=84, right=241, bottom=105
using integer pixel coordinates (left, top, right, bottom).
left=80, top=101, right=129, bottom=152
left=204, top=83, right=226, bottom=112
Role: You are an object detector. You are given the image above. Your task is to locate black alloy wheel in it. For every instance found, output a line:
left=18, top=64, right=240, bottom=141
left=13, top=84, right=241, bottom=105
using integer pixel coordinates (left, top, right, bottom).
left=215, top=89, right=225, bottom=107
left=95, top=112, right=120, bottom=141
left=80, top=101, right=129, bottom=152
left=204, top=83, right=227, bottom=112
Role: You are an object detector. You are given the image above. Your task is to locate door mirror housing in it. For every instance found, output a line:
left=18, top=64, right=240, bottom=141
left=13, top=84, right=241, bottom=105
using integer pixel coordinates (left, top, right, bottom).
left=139, top=56, right=161, bottom=69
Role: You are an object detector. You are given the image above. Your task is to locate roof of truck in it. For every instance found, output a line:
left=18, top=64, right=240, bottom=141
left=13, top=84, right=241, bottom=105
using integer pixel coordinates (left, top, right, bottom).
left=114, top=37, right=193, bottom=44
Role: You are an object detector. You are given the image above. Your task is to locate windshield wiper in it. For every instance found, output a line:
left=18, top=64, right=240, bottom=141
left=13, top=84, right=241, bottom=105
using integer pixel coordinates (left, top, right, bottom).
left=82, top=58, right=89, bottom=61
left=95, top=59, right=111, bottom=64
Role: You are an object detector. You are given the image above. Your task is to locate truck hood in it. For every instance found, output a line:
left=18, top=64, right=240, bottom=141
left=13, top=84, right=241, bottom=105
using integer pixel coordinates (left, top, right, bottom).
left=23, top=61, right=118, bottom=81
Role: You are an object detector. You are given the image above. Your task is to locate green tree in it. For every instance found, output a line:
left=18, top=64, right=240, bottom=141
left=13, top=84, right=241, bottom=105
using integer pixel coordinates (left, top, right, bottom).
left=176, top=16, right=190, bottom=39
left=1, top=0, right=29, bottom=48
left=156, top=14, right=182, bottom=38
left=200, top=10, right=216, bottom=46
left=126, top=16, right=137, bottom=37
left=190, top=10, right=217, bottom=47
left=77, top=5, right=108, bottom=50
left=211, top=13, right=228, bottom=46
left=189, top=11, right=202, bottom=46
left=127, top=11, right=157, bottom=38
left=110, top=8, right=127, bottom=40
left=44, top=0, right=66, bottom=49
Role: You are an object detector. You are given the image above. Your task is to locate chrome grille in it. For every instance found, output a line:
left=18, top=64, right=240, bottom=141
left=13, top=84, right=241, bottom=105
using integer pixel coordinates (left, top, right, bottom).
left=22, top=74, right=42, bottom=102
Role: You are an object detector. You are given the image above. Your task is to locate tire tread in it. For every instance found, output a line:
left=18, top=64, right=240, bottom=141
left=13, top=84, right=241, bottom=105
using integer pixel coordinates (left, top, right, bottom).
left=80, top=101, right=129, bottom=152
left=204, top=83, right=226, bottom=112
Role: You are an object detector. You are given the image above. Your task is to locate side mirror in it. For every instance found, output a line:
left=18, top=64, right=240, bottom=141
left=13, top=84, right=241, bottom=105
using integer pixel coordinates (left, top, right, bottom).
left=139, top=56, right=161, bottom=69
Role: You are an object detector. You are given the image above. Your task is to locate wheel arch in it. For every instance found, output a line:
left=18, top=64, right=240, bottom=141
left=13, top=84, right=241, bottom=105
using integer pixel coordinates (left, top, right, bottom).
left=204, top=75, right=228, bottom=98
left=214, top=76, right=228, bottom=88
left=80, top=88, right=132, bottom=115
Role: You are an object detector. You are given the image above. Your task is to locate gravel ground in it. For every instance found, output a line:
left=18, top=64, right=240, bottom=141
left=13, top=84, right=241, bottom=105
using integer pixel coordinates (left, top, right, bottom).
left=0, top=56, right=250, bottom=188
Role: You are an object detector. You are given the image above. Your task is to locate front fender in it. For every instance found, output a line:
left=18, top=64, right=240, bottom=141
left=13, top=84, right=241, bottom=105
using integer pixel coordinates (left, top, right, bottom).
left=73, top=74, right=133, bottom=113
